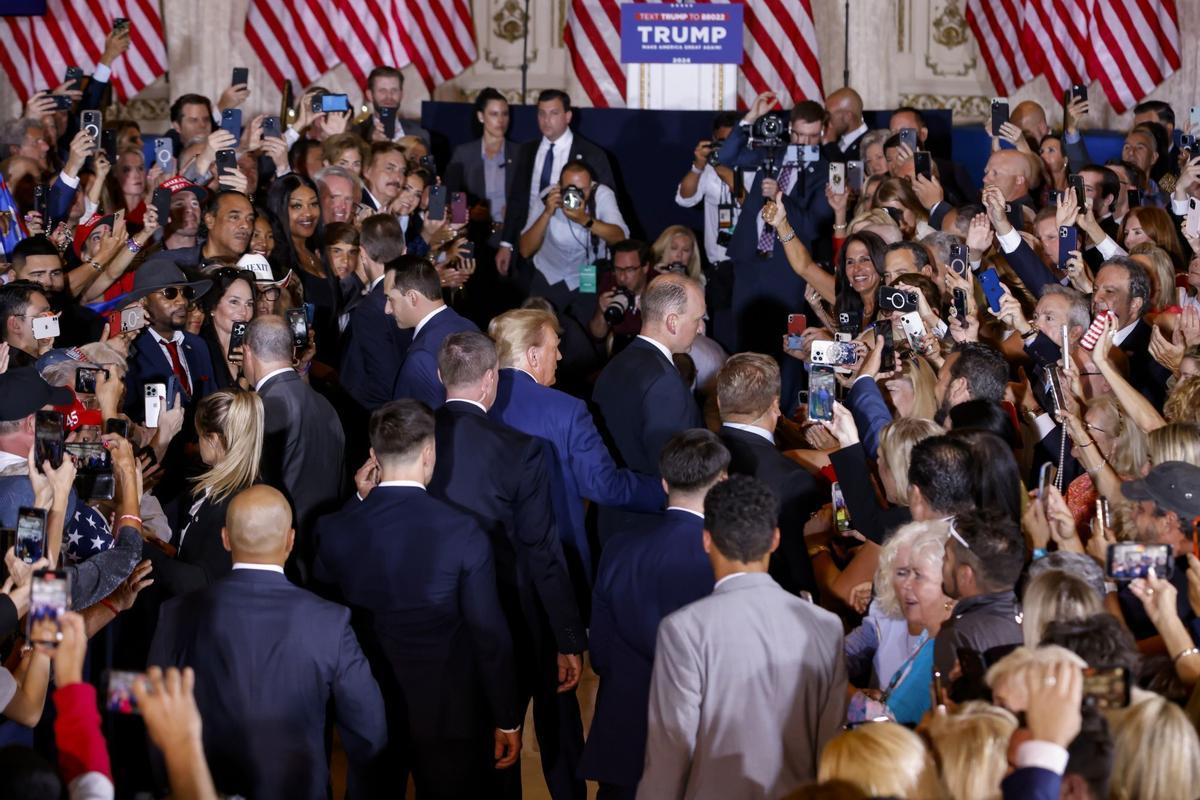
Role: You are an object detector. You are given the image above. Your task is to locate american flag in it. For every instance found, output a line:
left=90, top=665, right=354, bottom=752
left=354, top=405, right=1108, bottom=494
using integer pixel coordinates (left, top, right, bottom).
left=0, top=0, right=167, bottom=103
left=245, top=0, right=477, bottom=93
left=565, top=0, right=824, bottom=109
left=969, top=0, right=1181, bottom=115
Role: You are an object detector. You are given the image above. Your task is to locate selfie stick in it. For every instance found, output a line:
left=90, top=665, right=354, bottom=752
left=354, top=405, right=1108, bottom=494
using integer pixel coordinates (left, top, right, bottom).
left=520, top=0, right=531, bottom=101
left=843, top=0, right=850, bottom=88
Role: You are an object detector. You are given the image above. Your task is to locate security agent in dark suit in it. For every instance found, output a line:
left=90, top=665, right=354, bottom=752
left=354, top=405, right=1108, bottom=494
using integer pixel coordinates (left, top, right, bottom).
left=581, top=430, right=723, bottom=798
left=825, top=88, right=870, bottom=162
left=384, top=255, right=480, bottom=409
left=353, top=65, right=431, bottom=148
left=716, top=353, right=819, bottom=596
left=242, top=316, right=345, bottom=582
left=148, top=485, right=386, bottom=800
left=314, top=400, right=522, bottom=797
left=496, top=89, right=616, bottom=282
left=427, top=331, right=588, bottom=800
left=717, top=94, right=834, bottom=355
left=445, top=87, right=519, bottom=248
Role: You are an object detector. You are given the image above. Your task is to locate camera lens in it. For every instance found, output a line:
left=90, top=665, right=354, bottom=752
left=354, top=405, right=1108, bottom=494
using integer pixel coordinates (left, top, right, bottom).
left=604, top=290, right=630, bottom=325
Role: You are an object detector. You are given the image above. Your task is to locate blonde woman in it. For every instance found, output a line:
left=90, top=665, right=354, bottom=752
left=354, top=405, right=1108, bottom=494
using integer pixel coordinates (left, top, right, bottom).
left=651, top=224, right=703, bottom=282
left=1147, top=421, right=1200, bottom=468
left=143, top=389, right=265, bottom=597
left=818, top=721, right=946, bottom=799
left=923, top=701, right=1017, bottom=800
left=1021, top=569, right=1103, bottom=647
left=1109, top=694, right=1200, bottom=800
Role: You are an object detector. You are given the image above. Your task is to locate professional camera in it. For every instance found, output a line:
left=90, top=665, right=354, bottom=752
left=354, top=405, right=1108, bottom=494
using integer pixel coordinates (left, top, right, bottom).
left=562, top=185, right=586, bottom=211
left=708, top=138, right=724, bottom=167
left=603, top=287, right=635, bottom=325
left=749, top=113, right=787, bottom=150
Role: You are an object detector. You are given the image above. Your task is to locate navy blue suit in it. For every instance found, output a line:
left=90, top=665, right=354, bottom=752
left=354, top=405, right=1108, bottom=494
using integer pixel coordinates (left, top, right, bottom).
left=428, top=399, right=586, bottom=800
left=580, top=509, right=714, bottom=794
left=490, top=368, right=665, bottom=590
left=122, top=329, right=215, bottom=421
left=340, top=279, right=407, bottom=410
left=392, top=306, right=478, bottom=409
left=1001, top=767, right=1062, bottom=800
left=314, top=485, right=520, bottom=796
left=147, top=568, right=386, bottom=800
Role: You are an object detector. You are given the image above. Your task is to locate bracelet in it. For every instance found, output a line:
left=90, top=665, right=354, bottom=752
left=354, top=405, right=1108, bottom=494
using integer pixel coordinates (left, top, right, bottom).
left=1078, top=440, right=1095, bottom=449
left=1174, top=647, right=1200, bottom=663
left=117, top=513, right=143, bottom=527
left=778, top=230, right=796, bottom=244
left=99, top=598, right=120, bottom=616
left=1032, top=547, right=1048, bottom=560
left=125, top=238, right=142, bottom=254
left=690, top=164, right=704, bottom=174
left=88, top=259, right=103, bottom=272
left=832, top=222, right=848, bottom=231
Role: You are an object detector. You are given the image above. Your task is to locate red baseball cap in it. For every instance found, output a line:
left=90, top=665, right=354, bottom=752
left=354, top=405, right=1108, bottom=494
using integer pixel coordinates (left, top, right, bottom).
left=160, top=175, right=208, bottom=202
left=73, top=212, right=115, bottom=258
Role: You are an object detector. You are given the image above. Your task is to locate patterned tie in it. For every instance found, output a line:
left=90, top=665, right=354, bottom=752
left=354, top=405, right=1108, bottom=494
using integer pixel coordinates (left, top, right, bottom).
left=162, top=339, right=192, bottom=397
left=757, top=163, right=796, bottom=254
left=538, top=143, right=556, bottom=193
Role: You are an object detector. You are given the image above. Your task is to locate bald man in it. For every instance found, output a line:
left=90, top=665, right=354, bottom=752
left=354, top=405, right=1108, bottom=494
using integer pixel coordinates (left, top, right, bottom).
left=148, top=486, right=386, bottom=800
left=1010, top=100, right=1050, bottom=142
left=825, top=88, right=867, bottom=160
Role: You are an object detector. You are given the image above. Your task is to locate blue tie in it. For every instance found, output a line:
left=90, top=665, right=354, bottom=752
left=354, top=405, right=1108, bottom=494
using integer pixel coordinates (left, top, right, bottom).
left=538, top=143, right=556, bottom=193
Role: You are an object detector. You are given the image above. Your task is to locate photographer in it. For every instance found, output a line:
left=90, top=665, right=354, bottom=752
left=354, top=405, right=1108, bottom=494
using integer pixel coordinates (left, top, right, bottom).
left=589, top=239, right=649, bottom=351
left=518, top=160, right=628, bottom=373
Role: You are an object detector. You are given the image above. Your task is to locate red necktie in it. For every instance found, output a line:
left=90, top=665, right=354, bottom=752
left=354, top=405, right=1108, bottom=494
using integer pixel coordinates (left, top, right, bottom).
left=162, top=339, right=192, bottom=396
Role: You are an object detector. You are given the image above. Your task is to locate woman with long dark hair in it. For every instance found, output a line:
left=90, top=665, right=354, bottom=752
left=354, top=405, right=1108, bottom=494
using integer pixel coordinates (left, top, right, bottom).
left=833, top=230, right=887, bottom=326
left=199, top=267, right=257, bottom=389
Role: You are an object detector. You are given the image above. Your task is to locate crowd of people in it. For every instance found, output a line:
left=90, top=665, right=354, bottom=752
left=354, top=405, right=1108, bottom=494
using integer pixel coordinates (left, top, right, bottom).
left=1, top=21, right=1200, bottom=800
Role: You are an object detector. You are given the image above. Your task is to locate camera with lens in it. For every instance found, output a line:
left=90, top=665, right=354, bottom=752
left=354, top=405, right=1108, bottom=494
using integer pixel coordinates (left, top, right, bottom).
left=659, top=262, right=687, bottom=276
left=749, top=113, right=787, bottom=150
left=708, top=139, right=724, bottom=167
left=562, top=185, right=585, bottom=212
left=604, top=287, right=635, bottom=325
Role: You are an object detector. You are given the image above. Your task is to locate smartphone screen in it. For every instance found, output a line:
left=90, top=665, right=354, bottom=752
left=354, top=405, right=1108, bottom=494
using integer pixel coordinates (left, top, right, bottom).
left=15, top=507, right=47, bottom=564
left=831, top=482, right=850, bottom=532
left=320, top=94, right=350, bottom=113
left=105, top=418, right=130, bottom=439
left=1083, top=666, right=1130, bottom=709
left=28, top=569, right=71, bottom=646
left=808, top=366, right=836, bottom=423
left=1106, top=542, right=1173, bottom=580
left=450, top=192, right=468, bottom=225
left=35, top=410, right=64, bottom=470
left=914, top=151, right=932, bottom=181
left=285, top=309, right=308, bottom=347
left=1038, top=462, right=1057, bottom=496
left=74, top=366, right=101, bottom=394
left=105, top=670, right=144, bottom=714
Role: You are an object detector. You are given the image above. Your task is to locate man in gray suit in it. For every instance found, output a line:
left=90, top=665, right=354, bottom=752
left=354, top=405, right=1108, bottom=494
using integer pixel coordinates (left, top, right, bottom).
left=638, top=475, right=847, bottom=800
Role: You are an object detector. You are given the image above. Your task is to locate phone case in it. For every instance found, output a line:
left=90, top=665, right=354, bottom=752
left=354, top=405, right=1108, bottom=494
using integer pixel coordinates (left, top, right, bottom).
left=1058, top=225, right=1078, bottom=267
left=978, top=268, right=1005, bottom=313
left=808, top=368, right=836, bottom=422
left=144, top=384, right=164, bottom=428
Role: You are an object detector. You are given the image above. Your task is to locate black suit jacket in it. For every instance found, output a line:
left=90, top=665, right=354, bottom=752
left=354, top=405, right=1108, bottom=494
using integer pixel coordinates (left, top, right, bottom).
left=340, top=280, right=406, bottom=411
left=445, top=138, right=518, bottom=208
left=428, top=400, right=585, bottom=656
left=314, top=486, right=520, bottom=740
left=1119, top=318, right=1170, bottom=408
left=148, top=569, right=386, bottom=800
left=142, top=489, right=234, bottom=599
left=719, top=426, right=819, bottom=595
left=500, top=133, right=615, bottom=246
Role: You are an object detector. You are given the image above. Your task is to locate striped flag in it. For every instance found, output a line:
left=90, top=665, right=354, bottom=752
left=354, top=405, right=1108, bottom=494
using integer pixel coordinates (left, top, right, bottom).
left=1020, top=0, right=1090, bottom=99
left=243, top=0, right=340, bottom=89
left=565, top=0, right=824, bottom=109
left=0, top=0, right=167, bottom=103
left=1087, top=0, right=1181, bottom=114
left=329, top=0, right=410, bottom=90
left=965, top=0, right=1034, bottom=96
left=394, top=0, right=478, bottom=93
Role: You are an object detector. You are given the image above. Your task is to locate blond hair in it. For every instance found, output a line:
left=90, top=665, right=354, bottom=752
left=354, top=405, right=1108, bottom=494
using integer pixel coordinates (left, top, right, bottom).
left=192, top=390, right=264, bottom=503
left=1128, top=244, right=1176, bottom=310
left=1110, top=694, right=1200, bottom=800
left=1147, top=421, right=1200, bottom=467
left=1086, top=394, right=1149, bottom=477
left=818, top=722, right=946, bottom=799
left=717, top=353, right=780, bottom=419
left=923, top=702, right=1017, bottom=800
left=874, top=519, right=949, bottom=618
left=1021, top=569, right=1103, bottom=647
left=488, top=308, right=559, bottom=369
left=651, top=224, right=702, bottom=281
left=1164, top=376, right=1200, bottom=424
left=878, top=416, right=942, bottom=502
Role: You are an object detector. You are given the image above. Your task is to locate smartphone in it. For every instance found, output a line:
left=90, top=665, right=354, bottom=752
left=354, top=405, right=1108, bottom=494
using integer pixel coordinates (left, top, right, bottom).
left=105, top=418, right=130, bottom=439
left=883, top=206, right=904, bottom=226
left=0, top=529, right=13, bottom=582
left=153, top=136, right=174, bottom=172
left=285, top=308, right=308, bottom=348
left=51, top=94, right=73, bottom=111
left=378, top=106, right=397, bottom=140
left=878, top=285, right=918, bottom=313
left=33, top=184, right=49, bottom=224
left=81, top=110, right=101, bottom=150
left=831, top=482, right=850, bottom=533
left=1191, top=106, right=1200, bottom=131
left=879, top=322, right=895, bottom=372
left=846, top=160, right=864, bottom=193
left=319, top=93, right=350, bottom=113
left=64, top=65, right=83, bottom=92
left=15, top=507, right=47, bottom=564
left=1038, top=462, right=1058, bottom=496
left=113, top=17, right=129, bottom=34
left=450, top=191, right=468, bottom=225
left=28, top=569, right=71, bottom=647
left=32, top=313, right=60, bottom=340
left=35, top=409, right=64, bottom=470
left=151, top=187, right=171, bottom=230
left=808, top=366, right=836, bottom=423
left=101, top=128, right=117, bottom=161
left=898, top=128, right=918, bottom=151
left=1186, top=197, right=1200, bottom=239
left=231, top=66, right=248, bottom=87
left=303, top=302, right=315, bottom=326
left=1181, top=134, right=1196, bottom=155
left=953, top=287, right=968, bottom=324
left=109, top=304, right=145, bottom=338
left=978, top=268, right=1005, bottom=313
left=427, top=185, right=447, bottom=221
left=913, top=151, right=932, bottom=181
left=215, top=148, right=239, bottom=180
left=1106, top=542, right=1173, bottom=581
left=949, top=242, right=968, bottom=277
left=262, top=115, right=282, bottom=140
left=837, top=309, right=862, bottom=337
left=810, top=340, right=857, bottom=367
left=1058, top=225, right=1078, bottom=269
left=1046, top=366, right=1066, bottom=413
left=828, top=162, right=846, bottom=195
left=786, top=313, right=807, bottom=350
left=1068, top=84, right=1087, bottom=104
left=228, top=321, right=247, bottom=358
left=281, top=79, right=294, bottom=122
left=800, top=144, right=820, bottom=164
left=165, top=375, right=182, bottom=411
left=990, top=97, right=1010, bottom=136
left=900, top=311, right=926, bottom=342
left=144, top=383, right=165, bottom=428
left=67, top=442, right=114, bottom=501
left=104, top=670, right=144, bottom=714
left=220, top=108, right=242, bottom=142
left=457, top=241, right=475, bottom=259
left=1061, top=323, right=1071, bottom=371
left=1068, top=174, right=1086, bottom=208
left=74, top=366, right=103, bottom=394
left=1083, top=666, right=1130, bottom=710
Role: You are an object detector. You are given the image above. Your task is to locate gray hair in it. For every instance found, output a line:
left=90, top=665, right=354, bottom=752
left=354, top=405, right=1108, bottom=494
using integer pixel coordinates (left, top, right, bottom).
left=920, top=231, right=966, bottom=268
left=0, top=117, right=43, bottom=148
left=1039, top=284, right=1091, bottom=331
left=246, top=315, right=295, bottom=362
left=312, top=164, right=362, bottom=204
left=1098, top=255, right=1152, bottom=304
left=858, top=128, right=892, bottom=160
left=1026, top=551, right=1107, bottom=602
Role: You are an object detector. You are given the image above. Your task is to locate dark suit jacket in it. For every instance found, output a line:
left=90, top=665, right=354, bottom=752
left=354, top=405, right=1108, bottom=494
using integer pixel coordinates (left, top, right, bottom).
left=314, top=486, right=520, bottom=740
left=353, top=115, right=430, bottom=147
left=257, top=370, right=345, bottom=564
left=828, top=443, right=912, bottom=545
left=580, top=508, right=713, bottom=788
left=391, top=305, right=478, bottom=409
left=142, top=489, right=234, bottom=598
left=500, top=133, right=615, bottom=246
left=592, top=337, right=703, bottom=477
left=490, top=368, right=665, bottom=587
left=123, top=329, right=215, bottom=421
left=1119, top=318, right=1170, bottom=408
left=147, top=568, right=386, bottom=800
left=719, top=425, right=819, bottom=596
left=340, top=279, right=406, bottom=411
left=428, top=400, right=585, bottom=656
left=1002, top=767, right=1062, bottom=800
left=446, top=138, right=518, bottom=207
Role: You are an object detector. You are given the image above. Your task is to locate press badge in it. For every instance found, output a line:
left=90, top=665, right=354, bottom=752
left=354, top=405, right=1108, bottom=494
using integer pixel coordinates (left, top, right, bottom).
left=718, top=203, right=735, bottom=234
left=579, top=263, right=597, bottom=294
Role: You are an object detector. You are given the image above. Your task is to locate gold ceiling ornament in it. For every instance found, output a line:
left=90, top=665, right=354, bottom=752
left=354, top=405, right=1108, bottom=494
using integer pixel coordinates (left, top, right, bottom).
left=931, top=0, right=969, bottom=49
left=493, top=0, right=529, bottom=43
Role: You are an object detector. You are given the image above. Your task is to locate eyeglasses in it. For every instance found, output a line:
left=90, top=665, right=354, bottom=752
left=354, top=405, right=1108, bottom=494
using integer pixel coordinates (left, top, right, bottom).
left=948, top=518, right=971, bottom=549
left=157, top=286, right=197, bottom=301
left=210, top=267, right=260, bottom=285
left=614, top=266, right=644, bottom=275
left=259, top=287, right=282, bottom=301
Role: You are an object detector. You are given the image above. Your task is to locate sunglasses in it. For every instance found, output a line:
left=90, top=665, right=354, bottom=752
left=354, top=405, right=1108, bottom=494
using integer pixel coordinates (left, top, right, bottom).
left=157, top=286, right=197, bottom=301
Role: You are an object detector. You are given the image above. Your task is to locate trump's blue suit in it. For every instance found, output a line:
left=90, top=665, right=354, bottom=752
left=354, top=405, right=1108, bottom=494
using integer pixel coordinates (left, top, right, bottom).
left=580, top=508, right=714, bottom=795
left=490, top=368, right=665, bottom=589
left=391, top=305, right=478, bottom=409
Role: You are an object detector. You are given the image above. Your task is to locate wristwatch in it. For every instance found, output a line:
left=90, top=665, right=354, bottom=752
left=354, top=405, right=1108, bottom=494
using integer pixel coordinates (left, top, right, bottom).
left=584, top=217, right=595, bottom=229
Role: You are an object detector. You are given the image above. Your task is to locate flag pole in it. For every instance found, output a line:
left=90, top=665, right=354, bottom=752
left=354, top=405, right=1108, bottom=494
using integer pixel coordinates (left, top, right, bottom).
left=843, top=0, right=850, bottom=88
left=520, top=0, right=532, bottom=102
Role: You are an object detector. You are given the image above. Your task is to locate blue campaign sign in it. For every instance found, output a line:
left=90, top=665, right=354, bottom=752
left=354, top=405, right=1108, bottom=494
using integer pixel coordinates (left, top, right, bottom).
left=620, top=3, right=743, bottom=65
left=1, top=0, right=48, bottom=14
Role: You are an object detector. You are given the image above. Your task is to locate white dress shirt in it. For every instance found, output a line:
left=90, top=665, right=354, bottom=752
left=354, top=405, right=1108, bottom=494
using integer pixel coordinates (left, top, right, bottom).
left=445, top=398, right=489, bottom=414
left=838, top=122, right=869, bottom=153
left=636, top=334, right=674, bottom=364
left=377, top=480, right=426, bottom=490
left=148, top=328, right=193, bottom=387
left=666, top=506, right=704, bottom=519
left=254, top=367, right=294, bottom=392
left=713, top=571, right=749, bottom=590
left=1112, top=317, right=1141, bottom=346
left=722, top=422, right=775, bottom=444
left=232, top=562, right=285, bottom=574
left=674, top=165, right=738, bottom=264
left=529, top=128, right=575, bottom=208
left=521, top=183, right=628, bottom=289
